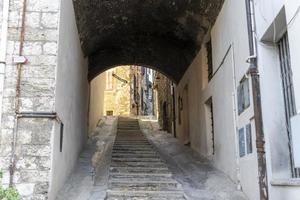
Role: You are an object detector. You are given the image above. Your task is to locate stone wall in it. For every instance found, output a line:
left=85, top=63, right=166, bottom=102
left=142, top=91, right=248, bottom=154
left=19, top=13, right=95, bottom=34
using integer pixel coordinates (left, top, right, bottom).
left=153, top=73, right=173, bottom=133
left=104, top=66, right=131, bottom=116
left=0, top=0, right=60, bottom=199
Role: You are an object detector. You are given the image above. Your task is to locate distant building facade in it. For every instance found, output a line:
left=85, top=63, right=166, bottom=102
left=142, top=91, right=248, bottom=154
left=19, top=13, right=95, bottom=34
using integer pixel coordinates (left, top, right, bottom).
left=103, top=66, right=131, bottom=116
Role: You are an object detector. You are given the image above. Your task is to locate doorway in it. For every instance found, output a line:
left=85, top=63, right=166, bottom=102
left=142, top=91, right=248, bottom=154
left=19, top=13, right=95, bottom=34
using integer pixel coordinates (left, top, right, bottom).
left=182, top=85, right=190, bottom=145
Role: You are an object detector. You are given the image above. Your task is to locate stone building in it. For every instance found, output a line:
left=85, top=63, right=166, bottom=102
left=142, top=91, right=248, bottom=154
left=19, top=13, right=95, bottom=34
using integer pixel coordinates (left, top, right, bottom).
left=153, top=72, right=175, bottom=134
left=130, top=66, right=154, bottom=116
left=103, top=66, right=131, bottom=116
left=0, top=0, right=300, bottom=199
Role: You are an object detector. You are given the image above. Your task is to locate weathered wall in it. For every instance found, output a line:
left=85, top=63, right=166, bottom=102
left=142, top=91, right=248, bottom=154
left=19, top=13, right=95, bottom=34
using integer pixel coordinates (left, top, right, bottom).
left=89, top=73, right=105, bottom=134
left=49, top=0, right=89, bottom=199
left=0, top=0, right=60, bottom=199
left=175, top=0, right=260, bottom=199
left=254, top=0, right=300, bottom=199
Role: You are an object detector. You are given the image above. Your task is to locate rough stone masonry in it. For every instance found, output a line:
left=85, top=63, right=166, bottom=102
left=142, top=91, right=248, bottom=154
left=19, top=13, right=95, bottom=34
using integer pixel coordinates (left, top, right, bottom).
left=0, top=0, right=59, bottom=199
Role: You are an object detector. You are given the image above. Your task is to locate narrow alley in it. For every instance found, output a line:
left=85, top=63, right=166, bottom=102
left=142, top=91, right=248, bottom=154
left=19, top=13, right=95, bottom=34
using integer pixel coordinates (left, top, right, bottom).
left=56, top=117, right=246, bottom=200
left=1, top=0, right=300, bottom=199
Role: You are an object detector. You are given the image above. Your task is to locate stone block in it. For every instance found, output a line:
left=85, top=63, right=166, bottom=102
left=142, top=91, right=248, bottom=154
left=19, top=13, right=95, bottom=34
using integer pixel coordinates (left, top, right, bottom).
left=19, top=97, right=34, bottom=111
left=24, top=28, right=58, bottom=42
left=23, top=42, right=43, bottom=55
left=0, top=144, right=11, bottom=157
left=25, top=55, right=57, bottom=66
left=4, top=64, right=17, bottom=78
left=8, top=11, right=21, bottom=28
left=0, top=157, right=11, bottom=170
left=3, top=87, right=16, bottom=98
left=27, top=0, right=59, bottom=12
left=41, top=12, right=59, bottom=28
left=43, top=42, right=57, bottom=55
left=7, top=27, right=20, bottom=41
left=6, top=41, right=20, bottom=55
left=18, top=129, right=32, bottom=144
left=0, top=128, right=13, bottom=144
left=16, top=156, right=38, bottom=170
left=25, top=12, right=41, bottom=28
left=1, top=170, right=10, bottom=185
left=19, top=96, right=55, bottom=112
left=34, top=182, right=49, bottom=194
left=20, top=170, right=49, bottom=182
left=21, top=145, right=50, bottom=157
left=37, top=157, right=50, bottom=170
left=9, top=0, right=23, bottom=12
left=19, top=78, right=55, bottom=97
left=1, top=114, right=15, bottom=129
left=16, top=183, right=35, bottom=196
left=22, top=65, right=56, bottom=79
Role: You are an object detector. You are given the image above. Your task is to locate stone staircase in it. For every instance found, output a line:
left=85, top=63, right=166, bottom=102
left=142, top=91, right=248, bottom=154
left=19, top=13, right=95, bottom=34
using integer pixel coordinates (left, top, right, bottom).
left=106, top=117, right=186, bottom=200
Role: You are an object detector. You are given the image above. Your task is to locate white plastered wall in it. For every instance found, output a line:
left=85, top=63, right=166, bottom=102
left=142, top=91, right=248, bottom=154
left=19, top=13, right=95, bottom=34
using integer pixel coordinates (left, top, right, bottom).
left=49, top=0, right=89, bottom=199
left=175, top=0, right=260, bottom=199
left=254, top=0, right=300, bottom=199
left=89, top=73, right=105, bottom=134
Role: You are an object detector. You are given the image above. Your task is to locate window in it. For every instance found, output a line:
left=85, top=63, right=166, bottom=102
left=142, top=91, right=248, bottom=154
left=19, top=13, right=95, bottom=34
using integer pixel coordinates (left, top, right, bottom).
left=106, top=70, right=113, bottom=90
left=246, top=124, right=252, bottom=154
left=239, top=123, right=253, bottom=158
left=238, top=77, right=250, bottom=115
left=60, top=123, right=64, bottom=152
left=206, top=40, right=213, bottom=81
left=239, top=128, right=246, bottom=157
left=278, top=32, right=299, bottom=177
left=106, top=110, right=113, bottom=116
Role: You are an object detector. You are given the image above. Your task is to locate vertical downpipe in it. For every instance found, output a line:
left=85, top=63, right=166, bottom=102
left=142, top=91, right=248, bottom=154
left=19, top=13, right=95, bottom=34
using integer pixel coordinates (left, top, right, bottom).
left=245, top=0, right=269, bottom=199
left=0, top=0, right=10, bottom=129
left=9, top=0, right=27, bottom=186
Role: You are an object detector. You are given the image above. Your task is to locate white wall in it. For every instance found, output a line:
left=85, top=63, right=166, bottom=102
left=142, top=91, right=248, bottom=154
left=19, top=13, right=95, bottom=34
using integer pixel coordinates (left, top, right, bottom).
left=89, top=73, right=105, bottom=134
left=49, top=0, right=89, bottom=199
left=254, top=0, right=300, bottom=199
left=175, top=0, right=260, bottom=199
left=286, top=0, right=300, bottom=113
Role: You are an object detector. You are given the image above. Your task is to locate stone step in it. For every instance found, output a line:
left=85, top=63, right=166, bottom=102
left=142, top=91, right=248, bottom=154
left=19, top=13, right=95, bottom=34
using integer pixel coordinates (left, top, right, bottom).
left=113, top=143, right=151, bottom=145
left=112, top=148, right=154, bottom=152
left=111, top=161, right=167, bottom=168
left=110, top=167, right=170, bottom=174
left=108, top=182, right=182, bottom=191
left=106, top=190, right=186, bottom=200
left=115, top=139, right=148, bottom=141
left=113, top=146, right=152, bottom=149
left=112, top=154, right=160, bottom=159
left=111, top=157, right=162, bottom=162
left=109, top=174, right=175, bottom=182
left=112, top=151, right=157, bottom=154
left=113, top=144, right=152, bottom=147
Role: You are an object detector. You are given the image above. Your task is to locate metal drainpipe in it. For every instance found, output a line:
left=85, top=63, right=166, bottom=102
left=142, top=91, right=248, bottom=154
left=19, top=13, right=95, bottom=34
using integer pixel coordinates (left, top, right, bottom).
left=9, top=0, right=27, bottom=187
left=245, top=0, right=269, bottom=199
left=0, top=0, right=10, bottom=129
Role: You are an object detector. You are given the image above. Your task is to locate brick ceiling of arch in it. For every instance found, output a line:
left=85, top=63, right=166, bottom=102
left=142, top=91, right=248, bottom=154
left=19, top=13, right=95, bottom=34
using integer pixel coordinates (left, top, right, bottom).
left=73, top=0, right=224, bottom=83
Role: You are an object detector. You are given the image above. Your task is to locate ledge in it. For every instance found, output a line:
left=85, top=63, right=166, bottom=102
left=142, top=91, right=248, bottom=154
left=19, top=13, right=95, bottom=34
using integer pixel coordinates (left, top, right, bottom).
left=271, top=179, right=300, bottom=186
